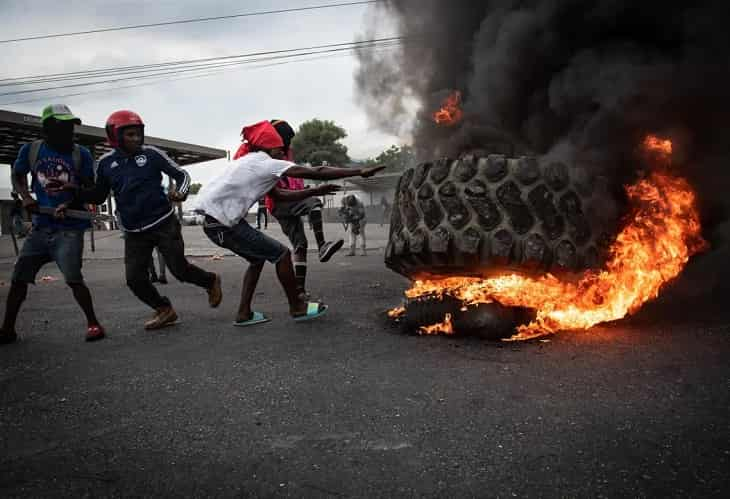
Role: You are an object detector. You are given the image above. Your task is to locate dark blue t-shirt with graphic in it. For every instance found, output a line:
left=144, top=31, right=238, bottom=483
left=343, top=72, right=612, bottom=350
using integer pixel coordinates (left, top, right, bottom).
left=13, top=142, right=94, bottom=231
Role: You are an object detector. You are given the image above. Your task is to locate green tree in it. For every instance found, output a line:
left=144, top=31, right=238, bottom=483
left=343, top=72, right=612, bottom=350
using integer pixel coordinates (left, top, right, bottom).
left=189, top=182, right=202, bottom=195
left=291, top=119, right=350, bottom=165
left=366, top=145, right=415, bottom=171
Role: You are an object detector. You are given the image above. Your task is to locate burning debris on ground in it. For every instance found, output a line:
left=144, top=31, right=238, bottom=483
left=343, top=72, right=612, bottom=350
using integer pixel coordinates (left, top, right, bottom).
left=356, top=1, right=729, bottom=339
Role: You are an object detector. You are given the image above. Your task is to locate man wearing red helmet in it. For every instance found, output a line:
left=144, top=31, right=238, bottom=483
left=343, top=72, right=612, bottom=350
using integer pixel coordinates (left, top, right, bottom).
left=49, top=110, right=222, bottom=330
left=1, top=104, right=105, bottom=345
left=195, top=121, right=384, bottom=326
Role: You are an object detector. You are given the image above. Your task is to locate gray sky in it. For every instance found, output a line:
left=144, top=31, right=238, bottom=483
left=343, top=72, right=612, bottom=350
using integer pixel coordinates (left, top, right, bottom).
left=0, top=0, right=402, bottom=184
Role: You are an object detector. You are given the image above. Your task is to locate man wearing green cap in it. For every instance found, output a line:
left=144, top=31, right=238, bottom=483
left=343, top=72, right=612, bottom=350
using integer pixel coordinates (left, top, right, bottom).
left=0, top=104, right=105, bottom=346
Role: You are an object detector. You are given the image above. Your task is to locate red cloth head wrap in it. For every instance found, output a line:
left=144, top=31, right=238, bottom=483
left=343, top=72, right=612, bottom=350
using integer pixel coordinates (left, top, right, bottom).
left=232, top=121, right=284, bottom=160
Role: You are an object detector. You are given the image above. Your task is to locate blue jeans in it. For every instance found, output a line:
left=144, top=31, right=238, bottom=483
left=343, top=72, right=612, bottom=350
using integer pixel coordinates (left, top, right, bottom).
left=12, top=227, right=85, bottom=284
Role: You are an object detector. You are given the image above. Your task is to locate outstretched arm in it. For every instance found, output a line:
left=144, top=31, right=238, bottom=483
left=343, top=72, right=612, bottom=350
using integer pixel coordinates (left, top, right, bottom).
left=46, top=170, right=111, bottom=205
left=269, top=184, right=341, bottom=202
left=77, top=176, right=111, bottom=204
left=284, top=164, right=385, bottom=181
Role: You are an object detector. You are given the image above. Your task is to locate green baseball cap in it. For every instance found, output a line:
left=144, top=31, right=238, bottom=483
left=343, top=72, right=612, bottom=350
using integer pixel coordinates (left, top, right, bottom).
left=41, top=103, right=81, bottom=124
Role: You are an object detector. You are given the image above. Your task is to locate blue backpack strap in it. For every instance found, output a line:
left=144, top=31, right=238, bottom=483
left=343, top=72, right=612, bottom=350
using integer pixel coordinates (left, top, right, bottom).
left=71, top=144, right=82, bottom=175
left=11, top=139, right=43, bottom=194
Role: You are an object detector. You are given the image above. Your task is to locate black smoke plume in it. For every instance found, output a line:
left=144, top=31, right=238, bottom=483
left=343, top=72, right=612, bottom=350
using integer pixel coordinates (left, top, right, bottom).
left=356, top=0, right=730, bottom=297
left=356, top=0, right=729, bottom=202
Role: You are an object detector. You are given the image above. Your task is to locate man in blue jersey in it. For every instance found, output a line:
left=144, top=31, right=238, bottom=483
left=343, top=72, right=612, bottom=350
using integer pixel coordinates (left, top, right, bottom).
left=48, top=110, right=222, bottom=330
left=0, top=104, right=105, bottom=345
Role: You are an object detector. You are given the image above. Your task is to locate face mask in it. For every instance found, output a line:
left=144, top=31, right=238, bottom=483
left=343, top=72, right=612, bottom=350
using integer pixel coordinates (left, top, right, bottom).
left=44, top=119, right=75, bottom=153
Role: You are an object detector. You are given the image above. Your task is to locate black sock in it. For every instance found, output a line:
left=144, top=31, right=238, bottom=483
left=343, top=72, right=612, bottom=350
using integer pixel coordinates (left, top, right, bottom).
left=294, top=262, right=307, bottom=293
left=309, top=209, right=325, bottom=248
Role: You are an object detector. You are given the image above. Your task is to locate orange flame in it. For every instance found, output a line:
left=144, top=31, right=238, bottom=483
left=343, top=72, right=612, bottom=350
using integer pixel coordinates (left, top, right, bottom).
left=420, top=313, right=454, bottom=335
left=432, top=91, right=463, bottom=126
left=644, top=134, right=673, bottom=156
left=395, top=137, right=707, bottom=340
left=388, top=306, right=406, bottom=319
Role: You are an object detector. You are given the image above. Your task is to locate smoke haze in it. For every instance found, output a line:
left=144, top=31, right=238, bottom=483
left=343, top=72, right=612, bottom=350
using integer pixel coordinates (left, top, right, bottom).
left=355, top=1, right=730, bottom=226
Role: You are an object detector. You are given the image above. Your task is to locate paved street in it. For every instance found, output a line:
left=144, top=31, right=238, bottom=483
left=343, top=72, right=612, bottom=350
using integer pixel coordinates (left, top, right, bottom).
left=1, top=230, right=729, bottom=497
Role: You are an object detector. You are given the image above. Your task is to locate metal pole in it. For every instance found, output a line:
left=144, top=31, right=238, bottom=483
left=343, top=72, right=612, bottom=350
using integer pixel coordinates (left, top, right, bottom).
left=107, top=194, right=115, bottom=229
left=90, top=219, right=96, bottom=252
left=9, top=224, right=18, bottom=256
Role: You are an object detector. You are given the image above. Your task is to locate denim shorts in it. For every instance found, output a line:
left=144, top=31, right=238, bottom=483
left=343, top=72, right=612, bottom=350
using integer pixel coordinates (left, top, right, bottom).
left=12, top=227, right=85, bottom=284
left=203, top=216, right=288, bottom=265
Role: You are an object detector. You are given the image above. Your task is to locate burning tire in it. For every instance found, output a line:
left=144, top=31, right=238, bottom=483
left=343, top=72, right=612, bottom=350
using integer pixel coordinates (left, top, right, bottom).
left=385, top=154, right=615, bottom=279
left=401, top=294, right=535, bottom=340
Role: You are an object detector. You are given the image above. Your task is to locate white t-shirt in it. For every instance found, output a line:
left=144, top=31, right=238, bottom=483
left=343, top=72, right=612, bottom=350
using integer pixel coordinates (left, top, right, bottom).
left=194, top=152, right=294, bottom=226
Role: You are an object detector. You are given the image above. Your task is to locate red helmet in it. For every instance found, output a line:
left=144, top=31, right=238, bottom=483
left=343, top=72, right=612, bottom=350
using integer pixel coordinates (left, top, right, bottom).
left=105, top=110, right=145, bottom=147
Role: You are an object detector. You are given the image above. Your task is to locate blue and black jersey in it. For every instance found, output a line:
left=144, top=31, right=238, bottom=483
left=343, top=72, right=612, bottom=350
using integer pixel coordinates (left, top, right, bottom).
left=79, top=145, right=190, bottom=232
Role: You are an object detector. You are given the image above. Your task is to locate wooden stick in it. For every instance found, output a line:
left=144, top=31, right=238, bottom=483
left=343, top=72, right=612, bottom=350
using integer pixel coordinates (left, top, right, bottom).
left=34, top=206, right=97, bottom=221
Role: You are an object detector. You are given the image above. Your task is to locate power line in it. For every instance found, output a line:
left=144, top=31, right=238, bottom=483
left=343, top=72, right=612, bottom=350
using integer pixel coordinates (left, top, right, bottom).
left=0, top=36, right=403, bottom=85
left=1, top=45, right=400, bottom=106
left=0, top=39, right=402, bottom=97
left=0, top=0, right=379, bottom=44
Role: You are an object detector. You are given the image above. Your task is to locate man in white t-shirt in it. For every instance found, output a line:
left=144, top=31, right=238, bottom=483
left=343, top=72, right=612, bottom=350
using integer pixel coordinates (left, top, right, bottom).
left=194, top=121, right=384, bottom=326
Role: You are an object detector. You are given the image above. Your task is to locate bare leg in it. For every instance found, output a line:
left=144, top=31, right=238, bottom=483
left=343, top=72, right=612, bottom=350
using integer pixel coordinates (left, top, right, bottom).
left=293, top=248, right=308, bottom=296
left=308, top=208, right=326, bottom=249
left=237, top=262, right=264, bottom=322
left=274, top=250, right=307, bottom=316
left=68, top=283, right=101, bottom=327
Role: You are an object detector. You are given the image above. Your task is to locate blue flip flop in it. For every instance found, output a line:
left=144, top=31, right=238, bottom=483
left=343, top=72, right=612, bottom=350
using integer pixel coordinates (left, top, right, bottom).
left=293, top=302, right=328, bottom=322
left=233, top=311, right=271, bottom=327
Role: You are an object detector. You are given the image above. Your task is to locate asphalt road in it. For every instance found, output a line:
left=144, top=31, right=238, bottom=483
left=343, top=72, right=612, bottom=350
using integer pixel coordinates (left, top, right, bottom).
left=1, top=253, right=729, bottom=498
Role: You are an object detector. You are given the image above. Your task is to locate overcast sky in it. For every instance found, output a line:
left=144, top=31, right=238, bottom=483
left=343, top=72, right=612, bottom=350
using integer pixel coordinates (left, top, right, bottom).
left=0, top=0, right=402, bottom=184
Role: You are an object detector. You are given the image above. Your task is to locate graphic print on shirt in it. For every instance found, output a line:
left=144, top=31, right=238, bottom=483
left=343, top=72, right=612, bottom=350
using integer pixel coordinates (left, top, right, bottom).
left=15, top=143, right=94, bottom=230
left=34, top=156, right=76, bottom=197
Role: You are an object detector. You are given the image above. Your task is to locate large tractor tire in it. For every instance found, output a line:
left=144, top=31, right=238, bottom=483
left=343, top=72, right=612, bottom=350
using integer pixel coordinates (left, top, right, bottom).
left=385, top=154, right=616, bottom=279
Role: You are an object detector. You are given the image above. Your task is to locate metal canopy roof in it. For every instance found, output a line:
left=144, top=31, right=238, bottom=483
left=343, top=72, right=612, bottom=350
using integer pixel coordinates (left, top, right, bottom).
left=0, top=109, right=228, bottom=166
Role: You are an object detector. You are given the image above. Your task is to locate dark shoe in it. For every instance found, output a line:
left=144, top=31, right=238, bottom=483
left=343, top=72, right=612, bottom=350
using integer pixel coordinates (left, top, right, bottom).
left=0, top=328, right=17, bottom=345
left=144, top=307, right=178, bottom=330
left=208, top=274, right=222, bottom=308
left=86, top=325, right=106, bottom=342
left=158, top=276, right=168, bottom=285
left=319, top=239, right=345, bottom=263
